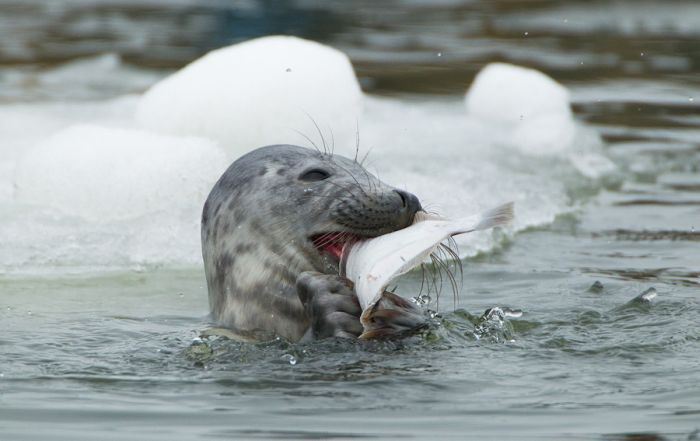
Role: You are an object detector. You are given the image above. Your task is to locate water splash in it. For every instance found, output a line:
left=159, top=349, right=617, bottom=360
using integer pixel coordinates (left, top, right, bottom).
left=411, top=293, right=432, bottom=306
left=281, top=354, right=298, bottom=365
left=472, top=306, right=523, bottom=343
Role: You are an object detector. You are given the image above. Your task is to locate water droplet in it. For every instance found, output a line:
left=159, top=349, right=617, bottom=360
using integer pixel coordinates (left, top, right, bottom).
left=27, top=311, right=32, bottom=315
left=285, top=67, right=292, bottom=72
left=178, top=292, right=184, bottom=298
left=523, top=31, right=529, bottom=36
left=640, top=52, right=644, bottom=57
left=437, top=52, right=442, bottom=57
left=690, top=97, right=695, bottom=102
left=282, top=354, right=297, bottom=365
left=411, top=293, right=432, bottom=306
left=502, top=307, right=523, bottom=318
left=563, top=18, right=568, bottom=23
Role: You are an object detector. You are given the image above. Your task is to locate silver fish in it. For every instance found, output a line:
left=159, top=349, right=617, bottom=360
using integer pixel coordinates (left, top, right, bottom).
left=342, top=202, right=514, bottom=338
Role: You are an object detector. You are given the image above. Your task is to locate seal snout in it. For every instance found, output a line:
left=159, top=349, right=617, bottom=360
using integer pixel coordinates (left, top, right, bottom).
left=394, top=189, right=422, bottom=227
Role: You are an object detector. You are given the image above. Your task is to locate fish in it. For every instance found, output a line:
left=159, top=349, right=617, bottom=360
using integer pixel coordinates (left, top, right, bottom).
left=342, top=202, right=514, bottom=339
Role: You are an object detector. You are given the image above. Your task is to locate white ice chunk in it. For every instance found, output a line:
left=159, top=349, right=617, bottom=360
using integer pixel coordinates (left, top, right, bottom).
left=14, top=125, right=227, bottom=221
left=136, top=36, right=363, bottom=158
left=464, top=62, right=615, bottom=179
left=509, top=113, right=577, bottom=156
left=465, top=62, right=572, bottom=125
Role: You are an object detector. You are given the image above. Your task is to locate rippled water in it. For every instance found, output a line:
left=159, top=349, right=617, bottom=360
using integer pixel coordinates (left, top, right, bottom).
left=1, top=1, right=700, bottom=440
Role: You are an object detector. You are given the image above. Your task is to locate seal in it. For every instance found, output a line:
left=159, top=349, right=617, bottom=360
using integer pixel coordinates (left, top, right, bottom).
left=201, top=144, right=423, bottom=342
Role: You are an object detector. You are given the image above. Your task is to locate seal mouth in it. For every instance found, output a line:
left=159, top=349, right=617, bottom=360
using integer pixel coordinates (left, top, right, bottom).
left=310, top=232, right=362, bottom=261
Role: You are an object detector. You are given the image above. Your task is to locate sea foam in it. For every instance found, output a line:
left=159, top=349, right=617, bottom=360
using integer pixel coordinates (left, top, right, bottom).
left=14, top=125, right=227, bottom=221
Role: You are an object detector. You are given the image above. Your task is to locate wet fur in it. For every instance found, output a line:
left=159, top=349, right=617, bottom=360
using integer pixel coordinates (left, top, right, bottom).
left=201, top=144, right=420, bottom=341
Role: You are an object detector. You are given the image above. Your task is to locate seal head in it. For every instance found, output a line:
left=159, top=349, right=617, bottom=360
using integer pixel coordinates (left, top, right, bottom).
left=201, top=144, right=421, bottom=341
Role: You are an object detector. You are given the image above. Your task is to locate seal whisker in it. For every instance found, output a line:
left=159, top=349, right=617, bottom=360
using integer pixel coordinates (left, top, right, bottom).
left=304, top=113, right=328, bottom=155
left=442, top=237, right=464, bottom=292
left=429, top=254, right=444, bottom=310
left=292, top=128, right=323, bottom=155
left=408, top=238, right=463, bottom=312
left=354, top=158, right=376, bottom=195
left=324, top=177, right=369, bottom=201
left=432, top=246, right=459, bottom=309
left=312, top=232, right=339, bottom=249
left=328, top=124, right=335, bottom=156
left=314, top=232, right=343, bottom=249
left=419, top=263, right=427, bottom=297
left=354, top=120, right=360, bottom=163
left=331, top=161, right=371, bottom=198
left=359, top=146, right=372, bottom=167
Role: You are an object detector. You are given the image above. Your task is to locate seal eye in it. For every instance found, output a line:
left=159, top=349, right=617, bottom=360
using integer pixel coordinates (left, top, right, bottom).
left=300, top=168, right=331, bottom=182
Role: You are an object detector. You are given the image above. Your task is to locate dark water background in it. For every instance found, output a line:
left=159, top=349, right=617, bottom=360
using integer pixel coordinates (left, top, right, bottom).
left=1, top=1, right=700, bottom=440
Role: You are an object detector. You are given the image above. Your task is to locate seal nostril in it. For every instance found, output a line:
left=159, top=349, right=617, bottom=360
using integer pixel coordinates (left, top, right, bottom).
left=395, top=190, right=408, bottom=209
left=394, top=190, right=422, bottom=223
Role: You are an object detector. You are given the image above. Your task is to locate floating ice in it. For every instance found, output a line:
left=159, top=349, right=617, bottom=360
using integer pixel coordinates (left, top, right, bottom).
left=136, top=36, right=363, bottom=159
left=464, top=62, right=615, bottom=179
left=510, top=114, right=577, bottom=156
left=14, top=125, right=227, bottom=221
left=465, top=62, right=572, bottom=125
left=0, top=50, right=612, bottom=273
left=465, top=62, right=579, bottom=156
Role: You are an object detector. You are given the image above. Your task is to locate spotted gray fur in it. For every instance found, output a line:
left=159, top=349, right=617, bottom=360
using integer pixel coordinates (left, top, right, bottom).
left=201, top=144, right=421, bottom=341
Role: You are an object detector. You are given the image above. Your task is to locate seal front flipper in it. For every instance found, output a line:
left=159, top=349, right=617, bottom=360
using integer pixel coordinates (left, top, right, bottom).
left=296, top=271, right=363, bottom=341
left=359, top=291, right=428, bottom=340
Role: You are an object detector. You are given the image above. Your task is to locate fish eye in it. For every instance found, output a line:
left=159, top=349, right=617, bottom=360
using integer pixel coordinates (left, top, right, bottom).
left=299, top=168, right=331, bottom=182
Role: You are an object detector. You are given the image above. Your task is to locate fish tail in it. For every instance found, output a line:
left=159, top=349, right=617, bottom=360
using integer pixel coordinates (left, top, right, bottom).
left=472, top=202, right=514, bottom=231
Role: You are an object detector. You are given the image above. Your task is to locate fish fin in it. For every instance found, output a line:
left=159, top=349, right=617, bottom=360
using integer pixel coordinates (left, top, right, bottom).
left=472, top=201, right=514, bottom=231
left=359, top=291, right=428, bottom=340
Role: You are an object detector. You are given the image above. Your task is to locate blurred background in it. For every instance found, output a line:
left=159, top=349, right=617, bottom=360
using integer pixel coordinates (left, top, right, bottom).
left=2, top=0, right=699, bottom=97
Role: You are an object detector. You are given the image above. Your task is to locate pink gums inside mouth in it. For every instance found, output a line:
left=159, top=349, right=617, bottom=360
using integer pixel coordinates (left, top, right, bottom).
left=311, top=233, right=360, bottom=261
